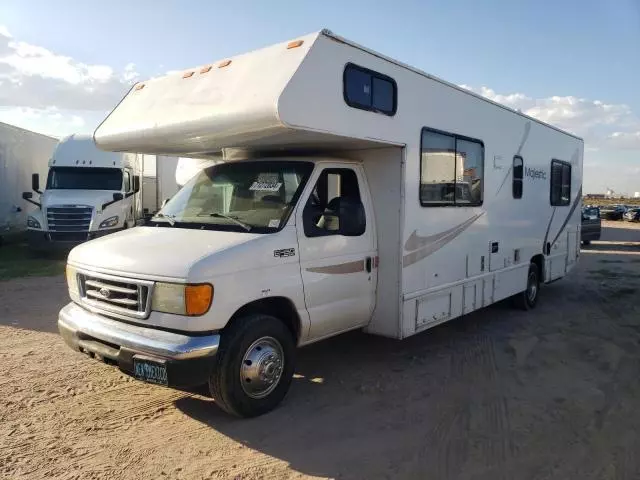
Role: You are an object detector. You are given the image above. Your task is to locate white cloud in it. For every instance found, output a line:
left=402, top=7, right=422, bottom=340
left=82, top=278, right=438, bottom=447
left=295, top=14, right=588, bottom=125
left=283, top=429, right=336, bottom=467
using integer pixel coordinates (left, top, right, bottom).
left=460, top=85, right=640, bottom=148
left=0, top=25, right=137, bottom=112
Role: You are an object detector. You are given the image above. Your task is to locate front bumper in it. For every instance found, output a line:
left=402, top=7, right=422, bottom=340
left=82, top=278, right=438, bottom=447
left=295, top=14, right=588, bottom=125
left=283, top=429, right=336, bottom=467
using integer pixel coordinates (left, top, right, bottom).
left=27, top=228, right=123, bottom=251
left=58, top=302, right=220, bottom=388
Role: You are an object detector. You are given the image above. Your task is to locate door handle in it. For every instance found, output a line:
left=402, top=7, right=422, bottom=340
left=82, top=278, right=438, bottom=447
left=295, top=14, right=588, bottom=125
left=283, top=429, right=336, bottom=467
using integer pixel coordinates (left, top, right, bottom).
left=365, top=257, right=372, bottom=273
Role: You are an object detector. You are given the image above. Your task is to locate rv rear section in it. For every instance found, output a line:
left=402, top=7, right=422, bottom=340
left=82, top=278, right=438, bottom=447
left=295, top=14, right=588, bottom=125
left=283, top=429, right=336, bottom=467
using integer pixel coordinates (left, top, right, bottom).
left=57, top=29, right=583, bottom=417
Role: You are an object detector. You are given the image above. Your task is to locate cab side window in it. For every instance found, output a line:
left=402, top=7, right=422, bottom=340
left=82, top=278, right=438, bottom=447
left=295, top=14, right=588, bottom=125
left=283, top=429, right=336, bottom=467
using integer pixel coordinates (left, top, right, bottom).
left=303, top=168, right=366, bottom=237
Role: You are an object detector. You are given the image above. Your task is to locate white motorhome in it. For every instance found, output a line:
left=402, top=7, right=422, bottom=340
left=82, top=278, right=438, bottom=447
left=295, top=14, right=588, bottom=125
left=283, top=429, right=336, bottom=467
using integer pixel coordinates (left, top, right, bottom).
left=23, top=134, right=180, bottom=251
left=0, top=122, right=57, bottom=244
left=58, top=30, right=583, bottom=417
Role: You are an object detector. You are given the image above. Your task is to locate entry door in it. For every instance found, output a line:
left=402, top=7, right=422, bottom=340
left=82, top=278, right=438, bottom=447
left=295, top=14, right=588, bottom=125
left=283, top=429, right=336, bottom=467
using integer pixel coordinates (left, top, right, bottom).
left=296, top=165, right=377, bottom=341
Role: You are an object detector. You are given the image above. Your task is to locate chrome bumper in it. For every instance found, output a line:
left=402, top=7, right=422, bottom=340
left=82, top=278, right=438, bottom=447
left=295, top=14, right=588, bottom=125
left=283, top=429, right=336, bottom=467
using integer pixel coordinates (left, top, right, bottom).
left=58, top=302, right=220, bottom=361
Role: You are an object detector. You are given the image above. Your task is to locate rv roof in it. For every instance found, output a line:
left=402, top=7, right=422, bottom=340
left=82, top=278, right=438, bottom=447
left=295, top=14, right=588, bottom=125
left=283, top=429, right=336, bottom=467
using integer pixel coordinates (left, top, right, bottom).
left=94, top=29, right=581, bottom=157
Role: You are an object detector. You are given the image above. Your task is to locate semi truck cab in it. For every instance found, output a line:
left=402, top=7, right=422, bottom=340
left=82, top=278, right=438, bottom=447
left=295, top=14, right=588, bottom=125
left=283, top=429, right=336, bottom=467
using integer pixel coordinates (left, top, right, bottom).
left=23, top=134, right=141, bottom=251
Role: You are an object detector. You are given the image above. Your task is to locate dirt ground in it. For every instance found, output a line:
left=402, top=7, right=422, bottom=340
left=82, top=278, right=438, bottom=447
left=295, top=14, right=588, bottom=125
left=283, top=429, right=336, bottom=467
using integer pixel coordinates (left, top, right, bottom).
left=3, top=221, right=640, bottom=479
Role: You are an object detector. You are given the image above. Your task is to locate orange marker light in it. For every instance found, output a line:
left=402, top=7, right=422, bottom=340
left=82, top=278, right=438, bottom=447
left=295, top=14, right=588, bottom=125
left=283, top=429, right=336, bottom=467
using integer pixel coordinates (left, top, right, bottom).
left=200, top=65, right=213, bottom=74
left=135, top=83, right=145, bottom=91
left=218, top=60, right=232, bottom=68
left=182, top=71, right=194, bottom=78
left=287, top=40, right=304, bottom=49
left=185, top=284, right=214, bottom=316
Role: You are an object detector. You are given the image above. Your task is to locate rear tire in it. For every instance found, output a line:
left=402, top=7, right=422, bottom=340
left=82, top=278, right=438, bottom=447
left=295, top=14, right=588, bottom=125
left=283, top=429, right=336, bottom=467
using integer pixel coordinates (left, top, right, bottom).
left=209, top=314, right=295, bottom=418
left=513, top=263, right=540, bottom=311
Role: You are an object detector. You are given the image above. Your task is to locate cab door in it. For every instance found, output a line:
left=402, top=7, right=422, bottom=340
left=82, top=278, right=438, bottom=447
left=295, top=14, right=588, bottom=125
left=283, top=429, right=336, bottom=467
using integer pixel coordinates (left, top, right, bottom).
left=295, top=164, right=377, bottom=341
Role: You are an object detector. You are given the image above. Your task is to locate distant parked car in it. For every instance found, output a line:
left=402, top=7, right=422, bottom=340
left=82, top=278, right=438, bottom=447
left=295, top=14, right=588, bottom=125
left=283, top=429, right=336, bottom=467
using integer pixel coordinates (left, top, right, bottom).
left=581, top=207, right=601, bottom=245
left=624, top=208, right=640, bottom=222
left=600, top=204, right=626, bottom=220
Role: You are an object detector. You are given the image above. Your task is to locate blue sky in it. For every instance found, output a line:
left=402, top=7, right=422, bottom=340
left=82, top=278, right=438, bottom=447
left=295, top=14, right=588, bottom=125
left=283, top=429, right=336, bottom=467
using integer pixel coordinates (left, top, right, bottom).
left=1, top=0, right=639, bottom=193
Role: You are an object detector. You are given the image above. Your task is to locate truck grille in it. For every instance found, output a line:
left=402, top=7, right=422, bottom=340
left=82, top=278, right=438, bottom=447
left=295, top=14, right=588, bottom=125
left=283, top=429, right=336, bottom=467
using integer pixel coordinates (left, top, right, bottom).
left=47, top=206, right=93, bottom=232
left=78, top=271, right=153, bottom=320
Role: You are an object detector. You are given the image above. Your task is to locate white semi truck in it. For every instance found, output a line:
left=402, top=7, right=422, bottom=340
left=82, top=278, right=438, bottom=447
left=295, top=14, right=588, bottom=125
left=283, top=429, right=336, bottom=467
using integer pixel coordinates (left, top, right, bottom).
left=0, top=122, right=58, bottom=245
left=23, top=134, right=181, bottom=251
left=58, top=30, right=583, bottom=417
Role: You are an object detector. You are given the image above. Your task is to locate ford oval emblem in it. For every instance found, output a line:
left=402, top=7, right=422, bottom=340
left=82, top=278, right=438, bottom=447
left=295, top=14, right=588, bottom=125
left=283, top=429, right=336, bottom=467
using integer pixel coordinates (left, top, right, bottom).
left=99, top=287, right=111, bottom=298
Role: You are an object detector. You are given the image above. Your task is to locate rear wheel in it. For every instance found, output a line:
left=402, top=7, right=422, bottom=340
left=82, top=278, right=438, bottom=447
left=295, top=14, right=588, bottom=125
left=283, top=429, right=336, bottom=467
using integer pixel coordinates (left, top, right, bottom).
left=513, top=263, right=540, bottom=310
left=209, top=314, right=295, bottom=418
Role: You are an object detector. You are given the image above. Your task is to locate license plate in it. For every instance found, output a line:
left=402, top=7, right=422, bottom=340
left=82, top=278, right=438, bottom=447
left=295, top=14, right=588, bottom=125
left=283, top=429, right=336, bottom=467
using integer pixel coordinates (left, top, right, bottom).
left=133, top=357, right=168, bottom=386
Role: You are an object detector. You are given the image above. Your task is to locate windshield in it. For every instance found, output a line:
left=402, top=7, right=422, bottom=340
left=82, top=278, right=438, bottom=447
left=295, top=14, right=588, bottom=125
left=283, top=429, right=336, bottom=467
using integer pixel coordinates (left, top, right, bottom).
left=154, top=160, right=314, bottom=233
left=46, top=167, right=123, bottom=190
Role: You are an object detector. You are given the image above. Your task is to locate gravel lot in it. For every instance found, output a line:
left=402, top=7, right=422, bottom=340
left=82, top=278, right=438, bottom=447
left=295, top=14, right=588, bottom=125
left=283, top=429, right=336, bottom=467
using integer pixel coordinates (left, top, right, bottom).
left=2, top=221, right=640, bottom=479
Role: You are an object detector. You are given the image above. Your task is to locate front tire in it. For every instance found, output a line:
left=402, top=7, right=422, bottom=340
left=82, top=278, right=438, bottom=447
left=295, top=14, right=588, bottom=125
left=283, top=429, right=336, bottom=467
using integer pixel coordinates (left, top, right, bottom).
left=513, top=263, right=540, bottom=310
left=209, top=314, right=295, bottom=418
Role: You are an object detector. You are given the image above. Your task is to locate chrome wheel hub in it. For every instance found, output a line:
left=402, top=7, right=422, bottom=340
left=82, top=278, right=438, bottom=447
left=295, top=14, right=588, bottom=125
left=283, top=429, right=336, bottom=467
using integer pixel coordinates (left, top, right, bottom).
left=240, top=337, right=284, bottom=399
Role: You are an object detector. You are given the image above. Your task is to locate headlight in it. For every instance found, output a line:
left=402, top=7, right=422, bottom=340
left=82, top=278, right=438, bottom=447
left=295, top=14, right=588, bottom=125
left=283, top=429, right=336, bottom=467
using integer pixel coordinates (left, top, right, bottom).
left=151, top=282, right=213, bottom=316
left=65, top=265, right=79, bottom=296
left=27, top=216, right=41, bottom=229
left=99, top=216, right=119, bottom=229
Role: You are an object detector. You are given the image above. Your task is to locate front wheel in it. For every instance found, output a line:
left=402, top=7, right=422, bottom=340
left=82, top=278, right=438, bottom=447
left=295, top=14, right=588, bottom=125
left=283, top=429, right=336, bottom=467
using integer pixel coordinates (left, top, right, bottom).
left=209, top=314, right=295, bottom=417
left=512, top=263, right=540, bottom=310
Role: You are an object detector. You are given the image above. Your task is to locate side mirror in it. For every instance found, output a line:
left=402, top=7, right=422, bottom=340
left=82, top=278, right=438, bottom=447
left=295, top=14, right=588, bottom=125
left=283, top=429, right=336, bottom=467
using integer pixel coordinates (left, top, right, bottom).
left=338, top=199, right=366, bottom=237
left=22, top=190, right=41, bottom=208
left=133, top=175, right=140, bottom=193
left=102, top=192, right=124, bottom=211
left=31, top=173, right=41, bottom=193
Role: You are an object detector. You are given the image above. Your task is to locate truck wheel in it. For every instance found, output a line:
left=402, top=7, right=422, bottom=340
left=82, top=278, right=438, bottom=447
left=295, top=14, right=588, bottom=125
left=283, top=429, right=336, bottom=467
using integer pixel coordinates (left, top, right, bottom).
left=209, top=314, right=295, bottom=418
left=512, top=263, right=540, bottom=311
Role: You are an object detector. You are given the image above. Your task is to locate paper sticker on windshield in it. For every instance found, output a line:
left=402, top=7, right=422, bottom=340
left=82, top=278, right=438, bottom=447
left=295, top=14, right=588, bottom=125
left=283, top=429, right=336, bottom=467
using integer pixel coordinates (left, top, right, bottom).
left=268, top=219, right=280, bottom=228
left=249, top=181, right=282, bottom=192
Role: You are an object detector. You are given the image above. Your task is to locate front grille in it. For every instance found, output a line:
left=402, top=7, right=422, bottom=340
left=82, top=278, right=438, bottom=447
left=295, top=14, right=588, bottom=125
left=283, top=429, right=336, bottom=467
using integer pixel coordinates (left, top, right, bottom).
left=78, top=271, right=153, bottom=319
left=49, top=232, right=88, bottom=242
left=47, top=206, right=93, bottom=232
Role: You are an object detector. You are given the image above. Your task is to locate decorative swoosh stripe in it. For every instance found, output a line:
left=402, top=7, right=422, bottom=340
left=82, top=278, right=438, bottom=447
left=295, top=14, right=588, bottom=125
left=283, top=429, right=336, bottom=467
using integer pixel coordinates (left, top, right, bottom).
left=306, top=259, right=365, bottom=274
left=403, top=212, right=485, bottom=267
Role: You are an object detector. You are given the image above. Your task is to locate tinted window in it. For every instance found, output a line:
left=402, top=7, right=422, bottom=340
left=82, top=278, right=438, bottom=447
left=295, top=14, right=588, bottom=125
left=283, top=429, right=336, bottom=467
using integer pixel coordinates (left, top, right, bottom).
left=46, top=167, right=123, bottom=190
left=344, top=67, right=372, bottom=108
left=420, top=128, right=484, bottom=206
left=344, top=64, right=396, bottom=116
left=513, top=156, right=523, bottom=199
left=372, top=77, right=394, bottom=113
left=550, top=159, right=571, bottom=206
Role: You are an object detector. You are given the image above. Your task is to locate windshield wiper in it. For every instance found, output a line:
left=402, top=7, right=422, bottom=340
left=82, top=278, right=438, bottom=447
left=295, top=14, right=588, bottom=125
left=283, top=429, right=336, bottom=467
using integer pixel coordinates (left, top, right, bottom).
left=200, top=213, right=252, bottom=232
left=153, top=213, right=176, bottom=226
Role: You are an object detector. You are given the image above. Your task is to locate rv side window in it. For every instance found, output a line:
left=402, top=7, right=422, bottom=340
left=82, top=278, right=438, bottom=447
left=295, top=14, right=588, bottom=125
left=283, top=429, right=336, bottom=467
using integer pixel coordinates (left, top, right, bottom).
left=123, top=171, right=131, bottom=192
left=513, top=156, right=523, bottom=199
left=343, top=64, right=397, bottom=116
left=420, top=128, right=484, bottom=206
left=550, top=159, right=571, bottom=206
